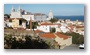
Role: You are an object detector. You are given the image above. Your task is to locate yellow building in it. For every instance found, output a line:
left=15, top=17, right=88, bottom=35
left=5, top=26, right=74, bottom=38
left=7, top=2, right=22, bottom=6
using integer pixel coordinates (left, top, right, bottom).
left=12, top=18, right=20, bottom=28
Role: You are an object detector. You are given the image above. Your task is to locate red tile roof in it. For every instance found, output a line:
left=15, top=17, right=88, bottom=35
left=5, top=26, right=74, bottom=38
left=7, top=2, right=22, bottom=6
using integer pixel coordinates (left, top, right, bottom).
left=40, top=22, right=54, bottom=25
left=76, top=26, right=84, bottom=28
left=55, top=33, right=70, bottom=40
left=34, top=30, right=43, bottom=33
left=39, top=33, right=56, bottom=39
left=39, top=32, right=70, bottom=40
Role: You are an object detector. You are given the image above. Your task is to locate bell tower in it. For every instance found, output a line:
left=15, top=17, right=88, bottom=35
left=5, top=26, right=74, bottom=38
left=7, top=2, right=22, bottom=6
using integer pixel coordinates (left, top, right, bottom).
left=11, top=5, right=15, bottom=12
left=17, top=5, right=22, bottom=17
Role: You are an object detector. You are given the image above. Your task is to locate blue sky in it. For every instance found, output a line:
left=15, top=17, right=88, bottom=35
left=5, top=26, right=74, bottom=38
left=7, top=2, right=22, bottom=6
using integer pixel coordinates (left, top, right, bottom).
left=4, top=4, right=84, bottom=16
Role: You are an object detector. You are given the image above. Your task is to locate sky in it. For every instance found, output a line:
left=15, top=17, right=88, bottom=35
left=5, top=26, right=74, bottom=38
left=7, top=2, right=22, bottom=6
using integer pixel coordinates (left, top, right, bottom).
left=4, top=4, right=84, bottom=16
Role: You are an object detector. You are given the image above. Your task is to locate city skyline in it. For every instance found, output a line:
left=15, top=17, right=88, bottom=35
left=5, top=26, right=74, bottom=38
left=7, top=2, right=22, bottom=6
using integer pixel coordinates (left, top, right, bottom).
left=4, top=4, right=84, bottom=16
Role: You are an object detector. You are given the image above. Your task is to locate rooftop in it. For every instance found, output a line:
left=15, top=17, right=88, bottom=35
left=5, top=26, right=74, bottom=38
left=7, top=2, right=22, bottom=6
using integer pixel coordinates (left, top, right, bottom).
left=76, top=26, right=84, bottom=28
left=39, top=32, right=70, bottom=40
left=40, top=22, right=54, bottom=25
left=34, top=13, right=46, bottom=16
left=39, top=33, right=55, bottom=39
left=55, top=33, right=70, bottom=40
left=34, top=29, right=43, bottom=33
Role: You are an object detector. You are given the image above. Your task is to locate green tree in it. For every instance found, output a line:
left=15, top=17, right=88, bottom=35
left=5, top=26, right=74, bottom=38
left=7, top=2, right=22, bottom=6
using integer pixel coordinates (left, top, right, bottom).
left=60, top=32, right=84, bottom=44
left=4, top=14, right=10, bottom=18
left=26, top=22, right=38, bottom=29
left=4, top=34, right=50, bottom=49
left=49, top=18, right=58, bottom=23
left=32, top=22, right=38, bottom=29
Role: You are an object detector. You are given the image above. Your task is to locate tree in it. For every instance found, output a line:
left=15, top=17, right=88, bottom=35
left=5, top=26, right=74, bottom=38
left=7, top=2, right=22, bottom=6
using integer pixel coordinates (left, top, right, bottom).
left=4, top=34, right=50, bottom=49
left=32, top=22, right=38, bottom=29
left=49, top=18, right=58, bottom=23
left=26, top=22, right=38, bottom=29
left=60, top=32, right=84, bottom=44
left=4, top=14, right=10, bottom=18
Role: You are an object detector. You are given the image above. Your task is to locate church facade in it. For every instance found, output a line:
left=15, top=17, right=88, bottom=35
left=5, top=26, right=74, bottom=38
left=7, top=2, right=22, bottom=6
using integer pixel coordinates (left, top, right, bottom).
left=10, top=6, right=54, bottom=22
left=10, top=6, right=34, bottom=21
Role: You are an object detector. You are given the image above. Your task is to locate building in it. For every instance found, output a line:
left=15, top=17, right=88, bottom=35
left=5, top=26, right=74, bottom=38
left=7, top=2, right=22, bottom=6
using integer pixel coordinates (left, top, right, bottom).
left=10, top=6, right=48, bottom=22
left=75, top=25, right=84, bottom=35
left=39, top=32, right=72, bottom=49
left=10, top=6, right=22, bottom=18
left=10, top=6, right=34, bottom=21
left=4, top=18, right=12, bottom=27
left=34, top=13, right=47, bottom=22
left=12, top=18, right=19, bottom=28
left=60, top=25, right=69, bottom=33
left=54, top=33, right=72, bottom=49
left=37, top=22, right=76, bottom=33
left=37, top=22, right=58, bottom=32
left=11, top=18, right=26, bottom=29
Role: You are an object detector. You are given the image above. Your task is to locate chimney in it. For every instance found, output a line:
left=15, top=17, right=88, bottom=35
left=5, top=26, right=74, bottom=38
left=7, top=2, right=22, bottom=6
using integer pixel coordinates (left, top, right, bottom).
left=30, top=17, right=32, bottom=30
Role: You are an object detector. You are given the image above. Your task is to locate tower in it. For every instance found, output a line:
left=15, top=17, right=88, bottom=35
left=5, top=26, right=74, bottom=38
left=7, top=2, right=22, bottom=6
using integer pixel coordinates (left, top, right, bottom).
left=48, top=10, right=53, bottom=19
left=11, top=5, right=15, bottom=18
left=17, top=5, right=22, bottom=17
left=11, top=5, right=15, bottom=12
left=10, top=5, right=22, bottom=18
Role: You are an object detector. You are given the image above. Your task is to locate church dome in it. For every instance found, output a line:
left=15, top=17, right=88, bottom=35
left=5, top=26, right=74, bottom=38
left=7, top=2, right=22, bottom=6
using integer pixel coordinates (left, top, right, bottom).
left=48, top=10, right=53, bottom=19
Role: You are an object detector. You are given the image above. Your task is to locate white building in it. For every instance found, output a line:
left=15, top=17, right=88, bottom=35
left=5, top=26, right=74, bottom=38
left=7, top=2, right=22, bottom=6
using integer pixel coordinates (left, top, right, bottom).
left=34, top=13, right=47, bottom=22
left=37, top=22, right=75, bottom=33
left=4, top=19, right=12, bottom=27
left=10, top=6, right=34, bottom=21
left=47, top=10, right=53, bottom=20
left=37, top=22, right=58, bottom=32
left=10, top=6, right=48, bottom=22
left=22, top=15, right=34, bottom=21
left=60, top=25, right=69, bottom=33
left=10, top=6, right=22, bottom=18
